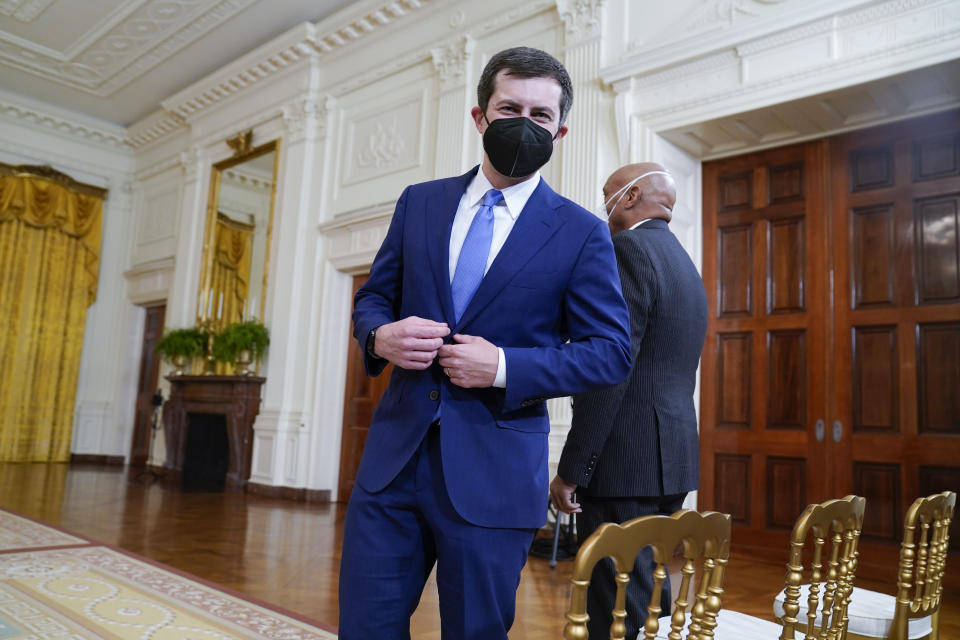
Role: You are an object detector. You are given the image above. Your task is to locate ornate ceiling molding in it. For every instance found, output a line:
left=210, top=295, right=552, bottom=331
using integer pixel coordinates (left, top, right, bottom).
left=0, top=93, right=130, bottom=150
left=158, top=0, right=431, bottom=122
left=0, top=0, right=54, bottom=22
left=0, top=0, right=261, bottom=97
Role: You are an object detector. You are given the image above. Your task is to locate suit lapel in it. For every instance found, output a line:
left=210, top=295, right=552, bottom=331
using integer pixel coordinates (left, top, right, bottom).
left=427, top=168, right=477, bottom=325
left=454, top=179, right=564, bottom=331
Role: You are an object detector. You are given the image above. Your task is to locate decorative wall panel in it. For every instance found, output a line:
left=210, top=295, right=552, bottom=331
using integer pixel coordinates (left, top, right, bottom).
left=717, top=332, right=751, bottom=429
left=912, top=132, right=960, bottom=182
left=765, top=457, right=806, bottom=530
left=852, top=204, right=895, bottom=308
left=718, top=171, right=752, bottom=212
left=342, top=92, right=425, bottom=186
left=718, top=224, right=752, bottom=316
left=914, top=195, right=960, bottom=305
left=714, top=453, right=750, bottom=525
left=916, top=322, right=960, bottom=435
left=852, top=325, right=898, bottom=433
left=768, top=163, right=803, bottom=205
left=849, top=144, right=894, bottom=192
left=767, top=330, right=806, bottom=430
left=768, top=217, right=804, bottom=314
left=853, top=461, right=902, bottom=543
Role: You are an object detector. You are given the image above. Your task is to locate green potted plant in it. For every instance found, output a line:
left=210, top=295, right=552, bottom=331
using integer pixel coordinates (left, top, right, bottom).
left=212, top=320, right=269, bottom=375
left=155, top=327, right=207, bottom=375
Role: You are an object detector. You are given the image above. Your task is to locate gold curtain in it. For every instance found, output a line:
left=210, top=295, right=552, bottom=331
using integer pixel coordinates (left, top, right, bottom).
left=0, top=169, right=103, bottom=462
left=208, top=212, right=254, bottom=332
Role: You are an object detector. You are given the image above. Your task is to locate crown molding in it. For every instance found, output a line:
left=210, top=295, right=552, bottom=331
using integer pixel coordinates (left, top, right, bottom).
left=158, top=1, right=431, bottom=124
left=601, top=0, right=871, bottom=85
left=0, top=89, right=130, bottom=151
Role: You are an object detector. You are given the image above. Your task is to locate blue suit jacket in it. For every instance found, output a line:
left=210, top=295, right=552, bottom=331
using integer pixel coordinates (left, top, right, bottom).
left=352, top=167, right=631, bottom=529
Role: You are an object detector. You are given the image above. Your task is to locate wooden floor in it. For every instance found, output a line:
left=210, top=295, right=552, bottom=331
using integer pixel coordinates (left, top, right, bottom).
left=2, top=462, right=957, bottom=638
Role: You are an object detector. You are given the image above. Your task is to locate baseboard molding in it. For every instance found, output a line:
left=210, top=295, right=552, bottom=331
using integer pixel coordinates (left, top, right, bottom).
left=70, top=454, right=125, bottom=466
left=245, top=482, right=331, bottom=503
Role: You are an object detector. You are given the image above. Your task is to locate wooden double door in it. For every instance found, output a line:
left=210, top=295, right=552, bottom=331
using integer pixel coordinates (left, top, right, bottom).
left=700, top=110, right=960, bottom=570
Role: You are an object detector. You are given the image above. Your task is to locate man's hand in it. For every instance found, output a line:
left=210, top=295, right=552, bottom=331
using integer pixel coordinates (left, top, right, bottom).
left=437, top=334, right=498, bottom=388
left=374, top=316, right=449, bottom=369
left=550, top=475, right=581, bottom=514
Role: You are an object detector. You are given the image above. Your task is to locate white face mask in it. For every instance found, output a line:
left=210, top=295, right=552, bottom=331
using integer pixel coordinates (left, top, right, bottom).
left=596, top=170, right=672, bottom=219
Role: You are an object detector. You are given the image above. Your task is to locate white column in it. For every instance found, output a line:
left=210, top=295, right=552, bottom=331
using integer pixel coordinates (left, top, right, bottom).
left=431, top=35, right=476, bottom=178
left=248, top=91, right=333, bottom=488
left=166, top=144, right=209, bottom=328
left=557, top=0, right=606, bottom=210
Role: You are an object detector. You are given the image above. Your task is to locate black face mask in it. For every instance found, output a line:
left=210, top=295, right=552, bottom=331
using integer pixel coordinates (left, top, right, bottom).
left=482, top=115, right=555, bottom=178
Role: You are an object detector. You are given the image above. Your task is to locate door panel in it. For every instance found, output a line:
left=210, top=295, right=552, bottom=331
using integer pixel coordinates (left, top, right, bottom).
left=831, top=111, right=960, bottom=565
left=702, top=110, right=959, bottom=573
left=131, top=305, right=165, bottom=466
left=337, top=275, right=392, bottom=504
left=701, top=141, right=829, bottom=550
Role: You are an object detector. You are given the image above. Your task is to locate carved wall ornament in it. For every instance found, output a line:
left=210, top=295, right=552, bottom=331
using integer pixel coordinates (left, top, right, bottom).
left=227, top=129, right=253, bottom=158
left=557, top=0, right=604, bottom=43
left=430, top=36, right=474, bottom=90
left=226, top=130, right=254, bottom=157
left=282, top=94, right=334, bottom=141
left=357, top=118, right=406, bottom=170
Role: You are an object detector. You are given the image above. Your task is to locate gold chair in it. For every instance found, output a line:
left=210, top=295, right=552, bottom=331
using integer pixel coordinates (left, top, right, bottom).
left=685, top=495, right=865, bottom=640
left=776, top=491, right=955, bottom=640
left=562, top=509, right=731, bottom=640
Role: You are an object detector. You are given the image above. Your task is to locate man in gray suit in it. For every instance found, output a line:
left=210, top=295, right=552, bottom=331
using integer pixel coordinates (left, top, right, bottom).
left=550, top=162, right=708, bottom=639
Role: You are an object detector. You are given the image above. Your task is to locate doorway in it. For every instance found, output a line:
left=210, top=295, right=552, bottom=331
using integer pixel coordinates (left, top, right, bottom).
left=130, top=304, right=165, bottom=466
left=699, top=110, right=960, bottom=574
left=337, top=274, right=393, bottom=503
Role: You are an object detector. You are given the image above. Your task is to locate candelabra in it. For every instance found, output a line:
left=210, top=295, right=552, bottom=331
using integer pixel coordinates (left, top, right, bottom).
left=196, top=316, right=219, bottom=376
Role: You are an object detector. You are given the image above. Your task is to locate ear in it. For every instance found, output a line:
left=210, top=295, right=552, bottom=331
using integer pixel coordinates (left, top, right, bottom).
left=554, top=123, right=569, bottom=141
left=624, top=185, right=642, bottom=208
left=470, top=106, right=485, bottom=133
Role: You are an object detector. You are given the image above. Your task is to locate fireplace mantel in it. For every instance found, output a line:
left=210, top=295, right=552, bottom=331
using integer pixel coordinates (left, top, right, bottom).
left=163, top=375, right=265, bottom=488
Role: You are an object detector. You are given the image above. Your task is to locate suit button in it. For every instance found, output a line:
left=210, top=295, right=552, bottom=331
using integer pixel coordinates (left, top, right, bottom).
left=429, top=390, right=439, bottom=401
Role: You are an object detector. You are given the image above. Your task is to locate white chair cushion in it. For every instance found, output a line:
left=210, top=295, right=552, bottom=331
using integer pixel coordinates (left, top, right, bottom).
left=654, top=609, right=782, bottom=640
left=772, top=585, right=933, bottom=639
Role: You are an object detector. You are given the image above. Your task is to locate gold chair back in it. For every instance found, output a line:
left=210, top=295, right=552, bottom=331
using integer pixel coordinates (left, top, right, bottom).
left=888, top=490, right=956, bottom=640
left=562, top=509, right=731, bottom=640
left=779, top=494, right=867, bottom=640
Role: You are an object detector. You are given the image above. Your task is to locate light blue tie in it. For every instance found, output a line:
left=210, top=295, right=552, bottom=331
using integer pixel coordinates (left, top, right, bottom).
left=451, top=188, right=503, bottom=322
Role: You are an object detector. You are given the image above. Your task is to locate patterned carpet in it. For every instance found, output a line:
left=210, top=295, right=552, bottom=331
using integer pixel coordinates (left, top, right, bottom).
left=0, top=508, right=337, bottom=639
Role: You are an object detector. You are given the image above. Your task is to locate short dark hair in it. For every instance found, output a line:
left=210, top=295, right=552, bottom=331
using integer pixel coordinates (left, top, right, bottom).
left=477, top=47, right=573, bottom=126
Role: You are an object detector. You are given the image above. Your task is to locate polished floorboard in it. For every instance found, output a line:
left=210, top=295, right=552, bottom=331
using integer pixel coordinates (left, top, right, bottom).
left=1, top=462, right=956, bottom=638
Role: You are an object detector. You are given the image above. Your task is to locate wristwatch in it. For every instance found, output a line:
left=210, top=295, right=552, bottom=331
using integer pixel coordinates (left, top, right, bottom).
left=365, top=327, right=383, bottom=360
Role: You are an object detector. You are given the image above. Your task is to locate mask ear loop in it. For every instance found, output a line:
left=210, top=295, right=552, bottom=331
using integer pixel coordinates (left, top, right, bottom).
left=602, top=170, right=672, bottom=218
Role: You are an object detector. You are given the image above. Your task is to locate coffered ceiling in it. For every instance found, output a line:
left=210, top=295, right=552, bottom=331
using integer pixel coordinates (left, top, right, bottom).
left=0, top=0, right=353, bottom=126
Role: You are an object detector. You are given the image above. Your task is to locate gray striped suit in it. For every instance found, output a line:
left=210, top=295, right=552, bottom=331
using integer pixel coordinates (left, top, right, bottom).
left=557, top=217, right=707, bottom=638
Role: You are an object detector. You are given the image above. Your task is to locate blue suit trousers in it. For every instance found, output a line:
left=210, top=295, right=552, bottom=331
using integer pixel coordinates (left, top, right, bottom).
left=338, top=423, right=536, bottom=639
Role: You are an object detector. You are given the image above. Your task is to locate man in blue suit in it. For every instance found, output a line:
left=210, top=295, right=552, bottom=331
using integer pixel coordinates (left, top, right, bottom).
left=339, top=47, right=631, bottom=639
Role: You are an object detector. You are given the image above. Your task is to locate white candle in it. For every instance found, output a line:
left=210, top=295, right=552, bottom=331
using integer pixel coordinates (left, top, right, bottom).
left=251, top=296, right=257, bottom=320
left=217, top=292, right=224, bottom=319
left=206, top=289, right=213, bottom=318
left=242, top=298, right=247, bottom=321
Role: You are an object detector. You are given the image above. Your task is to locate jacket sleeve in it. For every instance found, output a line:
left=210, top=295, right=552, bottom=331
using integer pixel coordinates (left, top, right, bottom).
left=557, top=231, right=656, bottom=488
left=501, top=219, right=632, bottom=412
left=352, top=187, right=409, bottom=377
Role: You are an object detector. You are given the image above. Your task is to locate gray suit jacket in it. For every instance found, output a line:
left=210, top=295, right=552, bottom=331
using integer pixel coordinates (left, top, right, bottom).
left=558, top=218, right=707, bottom=497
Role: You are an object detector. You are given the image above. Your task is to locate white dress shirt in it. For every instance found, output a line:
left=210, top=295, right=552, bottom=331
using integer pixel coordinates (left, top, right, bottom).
left=628, top=218, right=654, bottom=230
left=449, top=169, right=541, bottom=388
